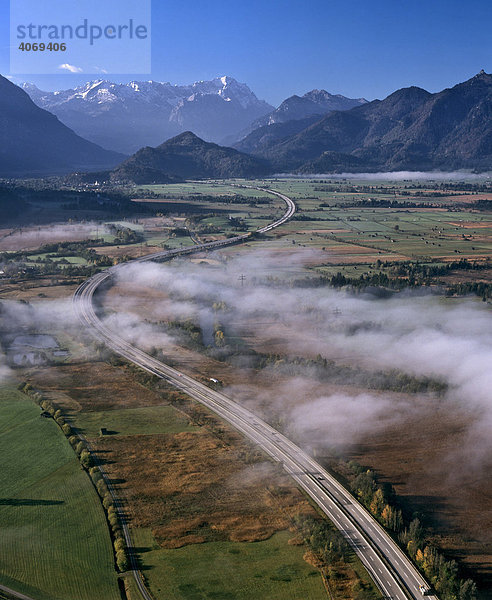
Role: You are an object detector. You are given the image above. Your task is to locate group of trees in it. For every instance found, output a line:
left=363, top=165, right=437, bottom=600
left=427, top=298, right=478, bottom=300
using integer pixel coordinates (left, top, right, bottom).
left=106, top=225, right=144, bottom=245
left=349, top=466, right=404, bottom=533
left=346, top=461, right=477, bottom=600
left=88, top=467, right=128, bottom=572
left=256, top=352, right=446, bottom=395
left=163, top=317, right=230, bottom=352
left=293, top=513, right=377, bottom=599
left=293, top=513, right=350, bottom=565
left=292, top=261, right=492, bottom=302
left=165, top=319, right=204, bottom=350
left=387, top=258, right=491, bottom=278
left=446, top=281, right=492, bottom=301
left=399, top=522, right=477, bottom=600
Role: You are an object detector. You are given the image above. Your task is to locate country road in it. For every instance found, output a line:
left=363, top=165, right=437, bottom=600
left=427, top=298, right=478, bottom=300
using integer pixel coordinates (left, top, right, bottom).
left=73, top=185, right=437, bottom=600
left=0, top=583, right=36, bottom=600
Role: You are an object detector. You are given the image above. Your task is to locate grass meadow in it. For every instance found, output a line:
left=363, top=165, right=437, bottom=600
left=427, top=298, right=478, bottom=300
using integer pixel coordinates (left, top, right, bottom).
left=0, top=386, right=120, bottom=600
left=133, top=529, right=327, bottom=600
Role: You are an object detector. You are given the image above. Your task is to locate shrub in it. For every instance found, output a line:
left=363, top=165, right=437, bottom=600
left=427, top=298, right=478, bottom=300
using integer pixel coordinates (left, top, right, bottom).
left=96, top=479, right=108, bottom=497
left=32, top=392, right=43, bottom=404
left=90, top=468, right=103, bottom=484
left=102, top=493, right=114, bottom=510
left=80, top=450, right=93, bottom=469
left=116, top=549, right=128, bottom=572
left=40, top=399, right=52, bottom=412
left=114, top=538, right=126, bottom=552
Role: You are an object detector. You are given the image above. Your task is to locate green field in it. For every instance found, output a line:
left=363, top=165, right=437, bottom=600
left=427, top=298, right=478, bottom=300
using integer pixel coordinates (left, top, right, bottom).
left=133, top=529, right=327, bottom=600
left=25, top=253, right=89, bottom=266
left=76, top=405, right=197, bottom=437
left=138, top=181, right=272, bottom=199
left=137, top=179, right=492, bottom=269
left=0, top=386, right=120, bottom=600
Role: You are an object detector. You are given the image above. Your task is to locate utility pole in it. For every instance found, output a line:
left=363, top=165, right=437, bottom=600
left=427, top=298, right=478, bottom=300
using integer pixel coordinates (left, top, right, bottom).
left=238, top=274, right=246, bottom=287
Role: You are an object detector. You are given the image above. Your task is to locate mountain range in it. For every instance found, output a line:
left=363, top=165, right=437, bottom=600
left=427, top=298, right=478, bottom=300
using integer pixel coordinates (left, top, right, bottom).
left=22, top=77, right=274, bottom=154
left=2, top=71, right=492, bottom=179
left=22, top=77, right=367, bottom=154
left=0, top=75, right=123, bottom=177
left=247, top=70, right=492, bottom=172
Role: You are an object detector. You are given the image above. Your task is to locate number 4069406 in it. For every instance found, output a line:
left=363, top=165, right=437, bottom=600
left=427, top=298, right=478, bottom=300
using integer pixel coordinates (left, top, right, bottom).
left=18, top=42, right=67, bottom=51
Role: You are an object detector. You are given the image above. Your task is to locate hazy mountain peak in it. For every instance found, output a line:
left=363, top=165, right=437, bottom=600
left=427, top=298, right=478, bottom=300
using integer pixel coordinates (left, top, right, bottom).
left=303, top=88, right=367, bottom=104
left=469, top=69, right=492, bottom=83
left=474, top=69, right=489, bottom=78
left=111, top=131, right=269, bottom=183
left=20, top=81, right=41, bottom=93
left=239, top=88, right=369, bottom=140
left=384, top=85, right=431, bottom=102
left=159, top=130, right=201, bottom=147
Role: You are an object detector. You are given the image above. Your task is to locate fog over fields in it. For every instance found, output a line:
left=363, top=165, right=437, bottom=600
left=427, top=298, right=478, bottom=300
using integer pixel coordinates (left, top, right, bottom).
left=101, top=250, right=492, bottom=480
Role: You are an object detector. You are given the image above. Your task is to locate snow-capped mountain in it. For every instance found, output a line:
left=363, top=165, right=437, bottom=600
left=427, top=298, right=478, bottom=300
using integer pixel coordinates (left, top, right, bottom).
left=21, top=76, right=273, bottom=154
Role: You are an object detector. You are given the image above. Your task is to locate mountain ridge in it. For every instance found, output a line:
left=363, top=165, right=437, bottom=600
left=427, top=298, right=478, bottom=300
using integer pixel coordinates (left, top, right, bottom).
left=0, top=75, right=124, bottom=177
left=109, top=131, right=270, bottom=184
left=228, top=89, right=367, bottom=146
left=250, top=71, right=492, bottom=172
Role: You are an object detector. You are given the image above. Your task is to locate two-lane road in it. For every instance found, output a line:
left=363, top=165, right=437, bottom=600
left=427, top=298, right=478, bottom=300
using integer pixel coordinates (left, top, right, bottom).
left=73, top=186, right=436, bottom=600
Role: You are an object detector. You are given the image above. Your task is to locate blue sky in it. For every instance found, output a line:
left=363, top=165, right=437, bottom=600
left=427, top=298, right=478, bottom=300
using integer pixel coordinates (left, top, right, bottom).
left=1, top=0, right=491, bottom=105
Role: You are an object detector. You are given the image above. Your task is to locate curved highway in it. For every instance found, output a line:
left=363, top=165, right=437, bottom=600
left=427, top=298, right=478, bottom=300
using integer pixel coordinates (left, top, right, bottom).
left=73, top=185, right=436, bottom=600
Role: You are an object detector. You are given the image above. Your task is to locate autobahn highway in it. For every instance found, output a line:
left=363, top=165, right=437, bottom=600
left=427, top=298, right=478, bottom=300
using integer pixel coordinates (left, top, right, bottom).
left=73, top=185, right=437, bottom=600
